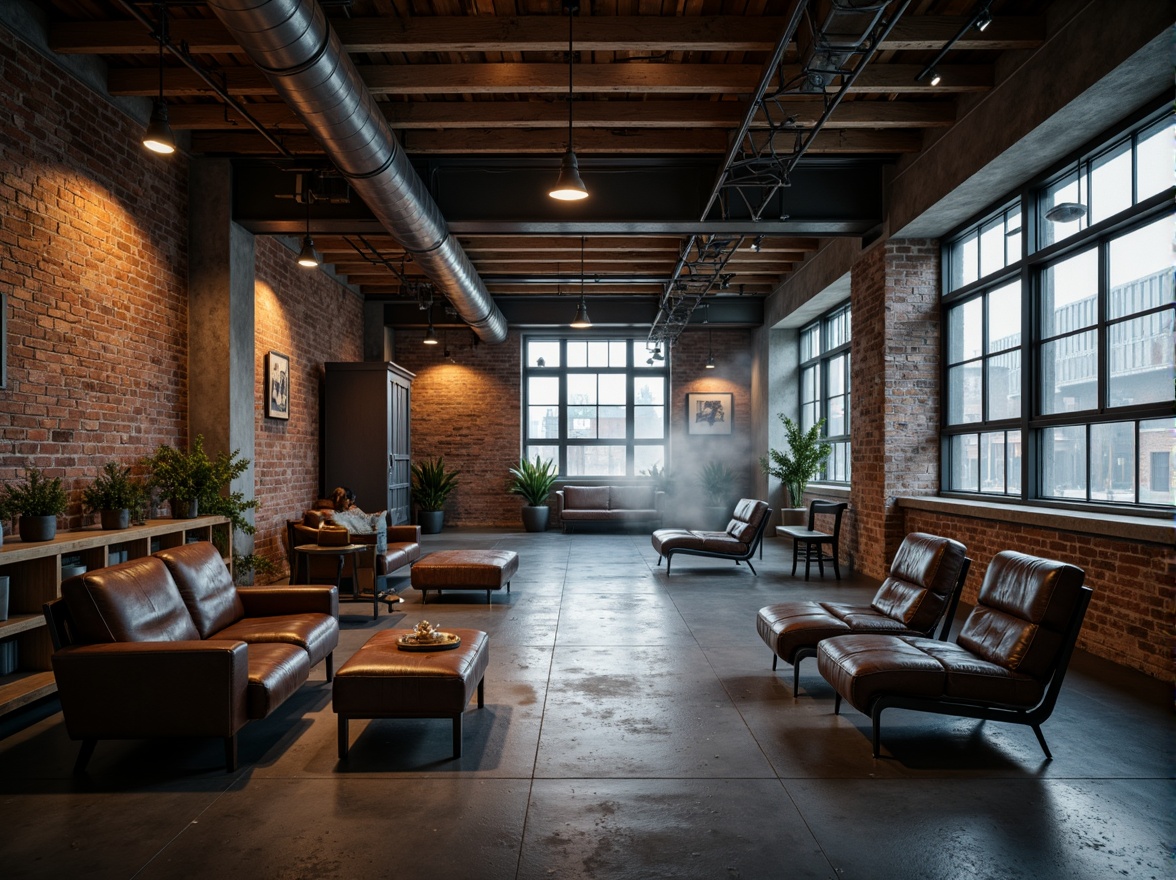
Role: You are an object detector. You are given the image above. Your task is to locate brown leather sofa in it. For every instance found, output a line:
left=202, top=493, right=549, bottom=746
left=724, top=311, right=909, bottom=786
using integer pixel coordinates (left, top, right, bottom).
left=757, top=532, right=970, bottom=695
left=651, top=499, right=772, bottom=575
left=554, top=485, right=665, bottom=532
left=43, top=541, right=339, bottom=773
left=287, top=510, right=421, bottom=615
left=818, top=550, right=1089, bottom=759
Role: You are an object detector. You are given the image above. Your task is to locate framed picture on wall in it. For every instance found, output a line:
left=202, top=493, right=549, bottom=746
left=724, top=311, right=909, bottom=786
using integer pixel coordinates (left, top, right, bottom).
left=266, top=351, right=290, bottom=420
left=686, top=392, right=733, bottom=435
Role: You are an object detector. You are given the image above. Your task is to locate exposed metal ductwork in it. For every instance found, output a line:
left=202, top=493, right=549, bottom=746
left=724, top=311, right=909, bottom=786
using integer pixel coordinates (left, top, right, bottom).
left=206, top=0, right=508, bottom=344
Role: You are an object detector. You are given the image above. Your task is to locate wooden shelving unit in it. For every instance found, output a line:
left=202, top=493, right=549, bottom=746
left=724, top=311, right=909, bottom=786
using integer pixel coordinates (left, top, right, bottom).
left=0, top=516, right=231, bottom=718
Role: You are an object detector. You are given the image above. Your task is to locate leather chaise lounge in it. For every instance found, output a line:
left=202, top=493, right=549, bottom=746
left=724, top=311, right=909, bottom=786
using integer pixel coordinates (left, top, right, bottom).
left=818, top=550, right=1090, bottom=759
left=43, top=541, right=340, bottom=773
left=757, top=532, right=970, bottom=695
left=652, top=499, right=772, bottom=575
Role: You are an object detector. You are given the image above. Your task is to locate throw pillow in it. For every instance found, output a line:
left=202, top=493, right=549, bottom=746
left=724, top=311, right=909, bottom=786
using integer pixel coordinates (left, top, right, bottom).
left=332, top=508, right=385, bottom=534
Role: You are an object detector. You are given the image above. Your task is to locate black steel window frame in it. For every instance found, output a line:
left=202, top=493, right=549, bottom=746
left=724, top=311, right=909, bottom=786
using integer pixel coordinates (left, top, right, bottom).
left=941, top=101, right=1174, bottom=512
left=521, top=335, right=670, bottom=479
left=799, top=305, right=851, bottom=483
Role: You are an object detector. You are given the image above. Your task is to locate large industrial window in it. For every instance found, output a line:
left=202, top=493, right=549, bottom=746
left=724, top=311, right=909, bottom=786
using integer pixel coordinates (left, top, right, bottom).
left=942, top=105, right=1174, bottom=509
left=799, top=305, right=851, bottom=482
left=522, top=337, right=669, bottom=478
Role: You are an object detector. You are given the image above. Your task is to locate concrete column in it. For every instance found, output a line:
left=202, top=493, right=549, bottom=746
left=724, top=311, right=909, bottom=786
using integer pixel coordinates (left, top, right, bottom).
left=188, top=158, right=256, bottom=557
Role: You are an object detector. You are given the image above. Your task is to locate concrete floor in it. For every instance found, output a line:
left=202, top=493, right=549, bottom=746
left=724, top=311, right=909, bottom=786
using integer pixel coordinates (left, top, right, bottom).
left=0, top=529, right=1171, bottom=879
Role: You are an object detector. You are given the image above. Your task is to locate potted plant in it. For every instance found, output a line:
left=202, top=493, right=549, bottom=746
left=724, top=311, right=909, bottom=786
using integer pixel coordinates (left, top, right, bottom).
left=82, top=463, right=145, bottom=530
left=4, top=468, right=68, bottom=542
left=508, top=456, right=559, bottom=532
left=411, top=456, right=460, bottom=534
left=145, top=437, right=213, bottom=518
left=760, top=414, right=832, bottom=524
left=144, top=436, right=257, bottom=534
left=698, top=460, right=737, bottom=530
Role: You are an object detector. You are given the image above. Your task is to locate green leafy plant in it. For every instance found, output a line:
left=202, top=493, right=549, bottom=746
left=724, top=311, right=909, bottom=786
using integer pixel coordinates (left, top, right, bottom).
left=639, top=462, right=676, bottom=497
left=232, top=552, right=278, bottom=586
left=145, top=436, right=257, bottom=534
left=508, top=456, right=558, bottom=506
left=411, top=456, right=460, bottom=511
left=759, top=414, right=832, bottom=508
left=4, top=468, right=68, bottom=518
left=82, top=463, right=145, bottom=513
left=698, top=460, right=737, bottom=508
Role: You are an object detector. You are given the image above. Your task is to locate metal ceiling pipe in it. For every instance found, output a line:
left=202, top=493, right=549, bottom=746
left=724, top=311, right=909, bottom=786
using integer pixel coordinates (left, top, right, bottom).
left=206, top=0, right=508, bottom=343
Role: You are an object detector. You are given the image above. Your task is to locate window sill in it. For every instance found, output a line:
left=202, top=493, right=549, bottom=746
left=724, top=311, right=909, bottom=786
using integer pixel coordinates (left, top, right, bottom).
left=896, top=496, right=1175, bottom=546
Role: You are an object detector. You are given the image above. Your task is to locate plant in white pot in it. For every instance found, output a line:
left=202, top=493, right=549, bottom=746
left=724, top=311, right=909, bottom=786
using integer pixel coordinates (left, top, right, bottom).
left=508, top=456, right=558, bottom=532
left=760, top=414, right=832, bottom=523
left=4, top=468, right=68, bottom=542
left=82, top=462, right=145, bottom=531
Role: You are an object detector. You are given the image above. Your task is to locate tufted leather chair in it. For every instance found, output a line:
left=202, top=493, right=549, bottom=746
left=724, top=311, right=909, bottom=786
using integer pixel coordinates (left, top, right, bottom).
left=817, top=550, right=1089, bottom=759
left=757, top=532, right=970, bottom=695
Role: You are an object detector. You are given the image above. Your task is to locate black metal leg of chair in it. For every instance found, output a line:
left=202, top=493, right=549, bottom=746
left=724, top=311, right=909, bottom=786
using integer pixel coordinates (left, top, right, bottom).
left=804, top=541, right=812, bottom=580
left=792, top=539, right=800, bottom=577
left=817, top=543, right=825, bottom=578
left=832, top=549, right=841, bottom=580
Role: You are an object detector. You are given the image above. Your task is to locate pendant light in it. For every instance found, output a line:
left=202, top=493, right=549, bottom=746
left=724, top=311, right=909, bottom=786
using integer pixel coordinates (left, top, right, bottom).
left=142, top=8, right=175, bottom=155
left=296, top=184, right=321, bottom=268
left=570, top=236, right=591, bottom=328
left=423, top=321, right=439, bottom=345
left=704, top=305, right=716, bottom=369
left=548, top=1, right=588, bottom=201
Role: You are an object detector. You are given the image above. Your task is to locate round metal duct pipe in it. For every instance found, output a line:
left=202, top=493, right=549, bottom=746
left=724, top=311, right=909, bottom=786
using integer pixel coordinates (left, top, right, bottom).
left=206, top=0, right=508, bottom=343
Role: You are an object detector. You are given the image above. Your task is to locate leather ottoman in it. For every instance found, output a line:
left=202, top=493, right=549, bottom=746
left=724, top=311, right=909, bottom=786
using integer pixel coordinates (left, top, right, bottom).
left=332, top=628, right=489, bottom=760
left=410, top=549, right=519, bottom=604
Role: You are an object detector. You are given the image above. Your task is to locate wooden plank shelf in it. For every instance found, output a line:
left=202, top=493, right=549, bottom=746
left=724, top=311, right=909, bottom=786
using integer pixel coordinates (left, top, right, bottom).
left=0, top=516, right=231, bottom=719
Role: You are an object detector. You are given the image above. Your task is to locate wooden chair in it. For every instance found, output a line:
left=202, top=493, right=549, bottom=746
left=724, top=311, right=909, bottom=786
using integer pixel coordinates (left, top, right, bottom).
left=778, top=500, right=848, bottom=580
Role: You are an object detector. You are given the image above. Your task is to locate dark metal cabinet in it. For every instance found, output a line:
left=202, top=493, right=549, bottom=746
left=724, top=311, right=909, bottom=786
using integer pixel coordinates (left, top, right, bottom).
left=324, top=362, right=414, bottom=525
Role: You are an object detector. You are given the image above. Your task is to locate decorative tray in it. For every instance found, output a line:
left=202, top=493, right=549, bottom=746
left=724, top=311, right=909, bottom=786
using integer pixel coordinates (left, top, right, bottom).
left=396, top=632, right=461, bottom=652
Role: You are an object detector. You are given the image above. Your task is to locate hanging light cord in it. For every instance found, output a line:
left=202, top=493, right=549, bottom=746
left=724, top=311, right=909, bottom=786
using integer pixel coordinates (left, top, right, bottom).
left=156, top=6, right=166, bottom=103
left=566, top=5, right=575, bottom=151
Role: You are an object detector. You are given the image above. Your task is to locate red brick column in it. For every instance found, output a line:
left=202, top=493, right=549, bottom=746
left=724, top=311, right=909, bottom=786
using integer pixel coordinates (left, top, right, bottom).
left=850, top=241, right=941, bottom=578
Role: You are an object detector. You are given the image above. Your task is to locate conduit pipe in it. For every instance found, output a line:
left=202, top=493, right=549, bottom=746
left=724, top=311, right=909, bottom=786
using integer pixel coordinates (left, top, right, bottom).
left=206, top=0, right=508, bottom=343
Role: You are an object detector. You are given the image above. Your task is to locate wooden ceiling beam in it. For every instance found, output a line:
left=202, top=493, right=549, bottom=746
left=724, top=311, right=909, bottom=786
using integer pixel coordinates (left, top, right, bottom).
left=192, top=127, right=921, bottom=156
left=51, top=15, right=1042, bottom=55
left=167, top=98, right=954, bottom=131
left=109, top=64, right=990, bottom=97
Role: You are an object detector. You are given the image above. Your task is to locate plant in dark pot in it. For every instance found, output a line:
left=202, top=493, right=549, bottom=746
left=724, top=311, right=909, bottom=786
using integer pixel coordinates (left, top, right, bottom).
left=5, top=468, right=68, bottom=542
left=508, top=456, right=558, bottom=532
left=698, top=460, right=737, bottom=530
left=759, top=414, right=832, bottom=524
left=145, top=436, right=257, bottom=535
left=82, top=462, right=145, bottom=530
left=411, top=456, right=460, bottom=534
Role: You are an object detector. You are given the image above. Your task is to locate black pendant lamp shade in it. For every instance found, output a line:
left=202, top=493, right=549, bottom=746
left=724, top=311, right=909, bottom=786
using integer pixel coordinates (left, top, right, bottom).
left=549, top=1, right=588, bottom=201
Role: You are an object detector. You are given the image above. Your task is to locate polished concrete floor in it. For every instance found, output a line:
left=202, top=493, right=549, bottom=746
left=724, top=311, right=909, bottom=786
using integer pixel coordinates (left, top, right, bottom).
left=0, top=529, right=1171, bottom=879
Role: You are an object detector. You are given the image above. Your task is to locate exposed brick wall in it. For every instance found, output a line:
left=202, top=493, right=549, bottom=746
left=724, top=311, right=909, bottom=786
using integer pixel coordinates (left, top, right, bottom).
left=393, top=326, right=521, bottom=527
left=393, top=327, right=753, bottom=528
left=672, top=329, right=755, bottom=527
left=0, top=25, right=188, bottom=528
left=850, top=240, right=941, bottom=579
left=252, top=239, right=364, bottom=581
left=903, top=509, right=1173, bottom=680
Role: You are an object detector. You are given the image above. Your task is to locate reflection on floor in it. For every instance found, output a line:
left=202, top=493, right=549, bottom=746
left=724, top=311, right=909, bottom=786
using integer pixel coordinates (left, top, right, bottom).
left=0, top=529, right=1171, bottom=879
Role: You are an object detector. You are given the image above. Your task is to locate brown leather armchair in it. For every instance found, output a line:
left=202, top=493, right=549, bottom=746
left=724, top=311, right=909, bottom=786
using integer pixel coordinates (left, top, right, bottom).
left=43, top=542, right=339, bottom=773
left=757, top=532, right=970, bottom=695
left=287, top=510, right=421, bottom=617
left=818, top=550, right=1089, bottom=759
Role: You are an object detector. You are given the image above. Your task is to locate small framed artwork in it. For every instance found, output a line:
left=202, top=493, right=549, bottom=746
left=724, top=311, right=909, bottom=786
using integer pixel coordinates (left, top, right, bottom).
left=265, top=351, right=290, bottom=420
left=687, top=392, right=733, bottom=435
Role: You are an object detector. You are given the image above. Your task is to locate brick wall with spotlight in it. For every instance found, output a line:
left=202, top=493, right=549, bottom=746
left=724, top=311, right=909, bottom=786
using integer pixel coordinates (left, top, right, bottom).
left=0, top=24, right=189, bottom=528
